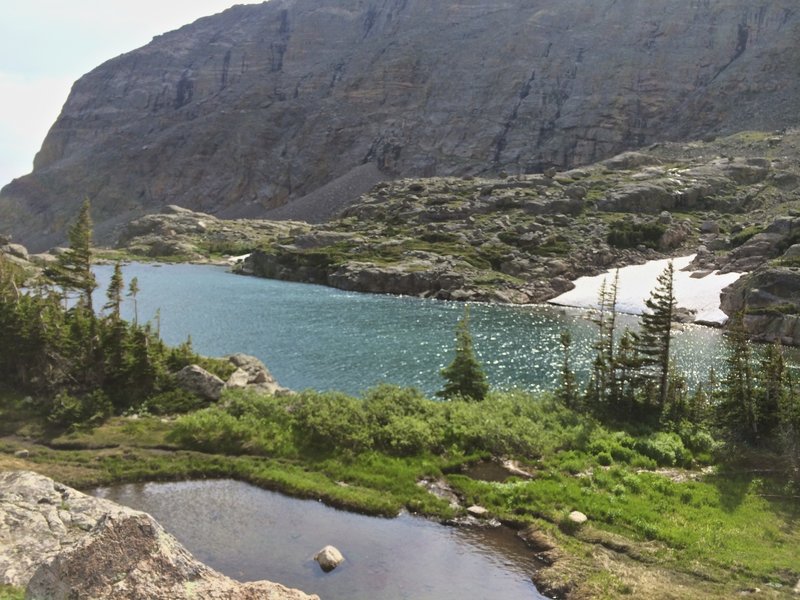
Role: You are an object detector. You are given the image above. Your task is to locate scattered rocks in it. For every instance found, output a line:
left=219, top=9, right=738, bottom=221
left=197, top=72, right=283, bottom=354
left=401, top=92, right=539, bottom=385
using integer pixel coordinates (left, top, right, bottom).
left=174, top=365, right=225, bottom=401
left=313, top=545, right=344, bottom=572
left=417, top=478, right=461, bottom=509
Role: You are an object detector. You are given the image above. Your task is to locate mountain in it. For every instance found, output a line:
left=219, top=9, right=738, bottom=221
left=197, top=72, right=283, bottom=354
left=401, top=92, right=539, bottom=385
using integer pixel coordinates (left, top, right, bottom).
left=2, top=0, right=799, bottom=251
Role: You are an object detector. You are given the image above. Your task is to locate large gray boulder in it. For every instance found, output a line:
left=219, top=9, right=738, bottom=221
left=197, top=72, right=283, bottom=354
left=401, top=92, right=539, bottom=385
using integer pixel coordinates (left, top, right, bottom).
left=720, top=267, right=800, bottom=345
left=174, top=365, right=225, bottom=401
left=0, top=471, right=317, bottom=600
left=226, top=354, right=290, bottom=395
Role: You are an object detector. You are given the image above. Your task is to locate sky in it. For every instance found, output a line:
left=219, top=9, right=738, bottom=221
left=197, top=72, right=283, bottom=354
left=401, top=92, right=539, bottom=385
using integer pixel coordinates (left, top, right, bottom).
left=0, top=1, right=259, bottom=187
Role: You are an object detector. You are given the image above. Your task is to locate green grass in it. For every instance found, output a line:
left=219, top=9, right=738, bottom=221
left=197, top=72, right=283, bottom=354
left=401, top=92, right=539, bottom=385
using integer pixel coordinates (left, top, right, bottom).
left=0, top=585, right=24, bottom=600
left=2, top=385, right=798, bottom=596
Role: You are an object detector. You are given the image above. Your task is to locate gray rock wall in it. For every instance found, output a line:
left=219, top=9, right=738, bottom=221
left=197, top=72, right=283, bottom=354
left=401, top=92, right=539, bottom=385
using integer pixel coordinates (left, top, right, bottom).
left=3, top=0, right=800, bottom=250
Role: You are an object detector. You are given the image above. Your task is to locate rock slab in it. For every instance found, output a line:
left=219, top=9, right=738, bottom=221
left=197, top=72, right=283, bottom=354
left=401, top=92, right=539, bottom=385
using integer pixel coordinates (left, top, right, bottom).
left=0, top=471, right=318, bottom=600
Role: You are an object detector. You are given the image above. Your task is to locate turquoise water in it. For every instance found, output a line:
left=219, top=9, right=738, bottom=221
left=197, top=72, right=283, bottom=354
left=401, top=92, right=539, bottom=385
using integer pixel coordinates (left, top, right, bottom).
left=95, top=263, right=738, bottom=397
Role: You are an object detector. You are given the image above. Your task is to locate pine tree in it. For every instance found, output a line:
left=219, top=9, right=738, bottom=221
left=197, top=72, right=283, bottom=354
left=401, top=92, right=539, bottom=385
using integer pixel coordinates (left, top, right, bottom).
left=437, top=306, right=489, bottom=401
left=557, top=331, right=578, bottom=408
left=102, top=262, right=127, bottom=392
left=127, top=277, right=140, bottom=325
left=756, top=341, right=785, bottom=440
left=48, top=198, right=97, bottom=312
left=588, top=270, right=620, bottom=409
left=104, top=262, right=124, bottom=321
left=614, top=328, right=642, bottom=413
left=721, top=311, right=757, bottom=443
left=636, top=261, right=676, bottom=410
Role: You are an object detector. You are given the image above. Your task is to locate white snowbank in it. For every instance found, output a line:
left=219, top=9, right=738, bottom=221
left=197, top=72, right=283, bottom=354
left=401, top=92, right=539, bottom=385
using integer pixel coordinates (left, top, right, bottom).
left=227, top=253, right=251, bottom=264
left=549, top=255, right=744, bottom=325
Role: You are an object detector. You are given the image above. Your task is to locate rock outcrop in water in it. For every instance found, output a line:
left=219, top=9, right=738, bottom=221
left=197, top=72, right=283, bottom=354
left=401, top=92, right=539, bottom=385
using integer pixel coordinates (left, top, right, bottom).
left=0, top=471, right=318, bottom=600
left=2, top=0, right=800, bottom=250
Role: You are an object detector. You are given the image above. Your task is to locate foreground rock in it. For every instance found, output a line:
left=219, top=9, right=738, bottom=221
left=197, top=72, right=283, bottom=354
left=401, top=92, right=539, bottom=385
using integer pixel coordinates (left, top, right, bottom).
left=0, top=471, right=317, bottom=600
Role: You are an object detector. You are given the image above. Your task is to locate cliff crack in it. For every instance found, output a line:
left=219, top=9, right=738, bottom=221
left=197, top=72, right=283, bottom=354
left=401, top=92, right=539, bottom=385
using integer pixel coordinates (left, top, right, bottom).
left=493, top=69, right=536, bottom=164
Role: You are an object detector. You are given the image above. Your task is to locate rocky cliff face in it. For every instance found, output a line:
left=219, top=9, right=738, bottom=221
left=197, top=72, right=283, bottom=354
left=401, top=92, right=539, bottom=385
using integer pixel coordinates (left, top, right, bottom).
left=3, top=0, right=800, bottom=250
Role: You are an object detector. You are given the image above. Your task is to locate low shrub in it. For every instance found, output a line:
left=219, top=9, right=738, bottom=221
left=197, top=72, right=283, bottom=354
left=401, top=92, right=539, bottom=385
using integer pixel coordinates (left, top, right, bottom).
left=607, top=220, right=666, bottom=249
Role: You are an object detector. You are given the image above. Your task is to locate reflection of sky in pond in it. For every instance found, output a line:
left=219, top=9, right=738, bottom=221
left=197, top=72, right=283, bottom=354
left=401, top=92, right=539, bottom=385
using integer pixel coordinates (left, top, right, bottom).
left=92, top=263, right=796, bottom=397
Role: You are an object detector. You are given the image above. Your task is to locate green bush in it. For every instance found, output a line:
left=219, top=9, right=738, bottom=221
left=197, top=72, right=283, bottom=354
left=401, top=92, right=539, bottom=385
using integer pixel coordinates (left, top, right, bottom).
left=730, top=226, right=763, bottom=247
left=607, top=220, right=666, bottom=249
left=634, top=432, right=692, bottom=467
left=49, top=390, right=113, bottom=428
left=169, top=407, right=252, bottom=454
left=144, top=389, right=206, bottom=415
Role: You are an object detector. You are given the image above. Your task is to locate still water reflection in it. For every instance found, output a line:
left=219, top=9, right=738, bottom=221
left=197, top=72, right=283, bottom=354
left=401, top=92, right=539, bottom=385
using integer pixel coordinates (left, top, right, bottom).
left=92, top=480, right=548, bottom=600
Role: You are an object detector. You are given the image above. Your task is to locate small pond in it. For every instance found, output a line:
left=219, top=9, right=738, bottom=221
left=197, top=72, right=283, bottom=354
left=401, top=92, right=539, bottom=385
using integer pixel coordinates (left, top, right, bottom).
left=91, top=480, right=549, bottom=600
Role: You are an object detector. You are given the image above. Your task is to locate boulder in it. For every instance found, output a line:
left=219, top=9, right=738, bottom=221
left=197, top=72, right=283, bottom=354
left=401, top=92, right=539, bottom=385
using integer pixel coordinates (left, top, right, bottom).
left=568, top=511, right=588, bottom=525
left=13, top=449, right=29, bottom=459
left=0, top=471, right=317, bottom=600
left=314, top=545, right=344, bottom=572
left=467, top=505, right=490, bottom=519
left=519, top=526, right=556, bottom=552
left=225, top=368, right=251, bottom=390
left=1, top=243, right=28, bottom=260
left=225, top=354, right=289, bottom=395
left=720, top=267, right=800, bottom=345
left=700, top=220, right=720, bottom=234
left=174, top=365, right=225, bottom=401
left=784, top=244, right=800, bottom=259
left=597, top=182, right=674, bottom=213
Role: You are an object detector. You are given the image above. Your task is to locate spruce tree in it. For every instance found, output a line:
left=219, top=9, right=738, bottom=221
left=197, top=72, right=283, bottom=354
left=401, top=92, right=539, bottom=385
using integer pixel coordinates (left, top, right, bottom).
left=104, top=262, right=124, bottom=320
left=48, top=198, right=97, bottom=312
left=558, top=331, right=578, bottom=408
left=437, top=306, right=489, bottom=401
left=127, top=277, right=140, bottom=325
left=636, top=261, right=676, bottom=410
left=721, top=312, right=757, bottom=443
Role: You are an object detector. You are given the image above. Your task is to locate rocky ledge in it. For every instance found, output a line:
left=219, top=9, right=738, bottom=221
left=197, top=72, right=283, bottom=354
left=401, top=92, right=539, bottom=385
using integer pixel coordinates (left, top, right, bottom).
left=0, top=471, right=318, bottom=600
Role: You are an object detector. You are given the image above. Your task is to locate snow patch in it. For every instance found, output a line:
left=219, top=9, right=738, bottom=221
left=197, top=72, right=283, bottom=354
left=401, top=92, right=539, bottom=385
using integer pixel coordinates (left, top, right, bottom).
left=549, top=255, right=744, bottom=325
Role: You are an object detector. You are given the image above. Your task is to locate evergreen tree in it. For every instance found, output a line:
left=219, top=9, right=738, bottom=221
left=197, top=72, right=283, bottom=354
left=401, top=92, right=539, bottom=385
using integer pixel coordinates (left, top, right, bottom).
left=127, top=277, right=140, bottom=325
left=557, top=331, right=578, bottom=408
left=437, top=306, right=489, bottom=401
left=614, top=328, right=642, bottom=414
left=636, top=261, right=676, bottom=410
left=104, top=262, right=124, bottom=321
left=48, top=198, right=97, bottom=312
left=721, top=312, right=757, bottom=443
left=756, top=341, right=786, bottom=440
left=587, top=270, right=620, bottom=411
left=102, top=263, right=127, bottom=391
